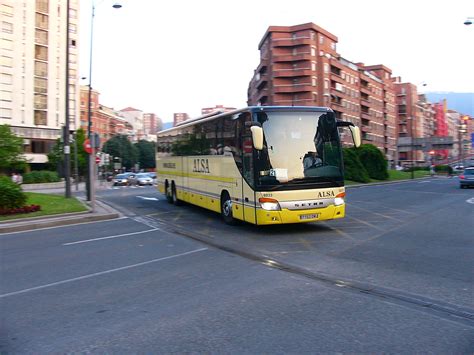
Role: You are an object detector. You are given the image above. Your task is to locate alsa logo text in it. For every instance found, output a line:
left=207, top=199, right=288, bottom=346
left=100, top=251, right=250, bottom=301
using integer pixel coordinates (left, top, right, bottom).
left=318, top=191, right=335, bottom=198
left=192, top=159, right=210, bottom=173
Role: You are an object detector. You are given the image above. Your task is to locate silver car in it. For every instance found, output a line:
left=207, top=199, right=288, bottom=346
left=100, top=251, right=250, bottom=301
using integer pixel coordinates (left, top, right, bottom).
left=136, top=173, right=154, bottom=186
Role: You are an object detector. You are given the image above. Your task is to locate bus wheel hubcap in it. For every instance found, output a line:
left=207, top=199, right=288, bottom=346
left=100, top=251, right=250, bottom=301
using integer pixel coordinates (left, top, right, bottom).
left=224, top=200, right=232, bottom=216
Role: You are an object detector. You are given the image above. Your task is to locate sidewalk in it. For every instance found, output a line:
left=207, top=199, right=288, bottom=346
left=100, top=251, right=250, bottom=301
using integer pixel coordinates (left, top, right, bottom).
left=0, top=183, right=121, bottom=234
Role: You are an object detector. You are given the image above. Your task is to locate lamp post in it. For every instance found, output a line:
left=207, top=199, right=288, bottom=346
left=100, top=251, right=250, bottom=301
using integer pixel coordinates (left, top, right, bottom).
left=86, top=1, right=122, bottom=202
left=64, top=0, right=71, bottom=198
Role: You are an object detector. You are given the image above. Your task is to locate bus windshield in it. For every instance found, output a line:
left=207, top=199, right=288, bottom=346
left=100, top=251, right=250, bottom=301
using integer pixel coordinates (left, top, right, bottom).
left=255, top=110, right=343, bottom=188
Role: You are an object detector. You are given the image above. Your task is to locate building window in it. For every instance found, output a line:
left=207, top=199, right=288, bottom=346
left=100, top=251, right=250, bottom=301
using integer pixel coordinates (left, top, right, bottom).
left=34, top=61, right=48, bottom=77
left=36, top=0, right=49, bottom=13
left=35, top=13, right=48, bottom=29
left=0, top=55, right=12, bottom=67
left=35, top=45, right=48, bottom=61
left=1, top=73, right=12, bottom=84
left=0, top=5, right=13, bottom=17
left=1, top=38, right=13, bottom=50
left=2, top=21, right=13, bottom=34
left=34, top=77, right=48, bottom=93
left=319, top=35, right=324, bottom=44
left=35, top=29, right=48, bottom=45
left=34, top=110, right=47, bottom=125
left=311, top=47, right=316, bottom=56
left=34, top=93, right=48, bottom=109
left=0, top=108, right=12, bottom=119
left=330, top=42, right=336, bottom=51
left=324, top=63, right=329, bottom=73
left=311, top=62, right=316, bottom=71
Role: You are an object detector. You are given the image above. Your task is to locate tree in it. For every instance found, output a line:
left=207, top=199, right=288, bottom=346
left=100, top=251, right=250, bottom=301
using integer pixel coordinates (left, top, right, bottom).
left=102, top=135, right=138, bottom=169
left=134, top=140, right=156, bottom=169
left=0, top=125, right=27, bottom=172
left=47, top=128, right=88, bottom=178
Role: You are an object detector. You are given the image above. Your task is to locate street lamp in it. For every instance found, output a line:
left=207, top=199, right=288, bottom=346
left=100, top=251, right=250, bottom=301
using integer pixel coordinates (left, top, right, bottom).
left=64, top=0, right=71, bottom=198
left=86, top=1, right=122, bottom=202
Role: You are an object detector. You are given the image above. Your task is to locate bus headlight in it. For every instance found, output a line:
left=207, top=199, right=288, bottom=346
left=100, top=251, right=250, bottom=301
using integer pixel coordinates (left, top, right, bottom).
left=259, top=197, right=281, bottom=211
left=334, top=192, right=345, bottom=206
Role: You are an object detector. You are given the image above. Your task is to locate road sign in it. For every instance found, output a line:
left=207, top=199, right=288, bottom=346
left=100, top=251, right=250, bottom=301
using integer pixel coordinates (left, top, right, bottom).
left=95, top=156, right=101, bottom=164
left=83, top=139, right=92, bottom=154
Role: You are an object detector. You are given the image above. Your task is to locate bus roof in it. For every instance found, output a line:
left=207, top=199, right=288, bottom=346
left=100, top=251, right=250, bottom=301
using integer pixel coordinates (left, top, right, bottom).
left=158, top=106, right=334, bottom=135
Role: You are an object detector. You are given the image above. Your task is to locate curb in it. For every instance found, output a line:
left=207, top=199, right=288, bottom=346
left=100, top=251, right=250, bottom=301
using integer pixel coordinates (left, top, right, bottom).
left=0, top=199, right=121, bottom=234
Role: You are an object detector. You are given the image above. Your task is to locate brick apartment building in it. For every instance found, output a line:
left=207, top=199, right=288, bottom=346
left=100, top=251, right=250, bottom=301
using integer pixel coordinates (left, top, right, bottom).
left=247, top=23, right=397, bottom=165
left=79, top=86, right=133, bottom=147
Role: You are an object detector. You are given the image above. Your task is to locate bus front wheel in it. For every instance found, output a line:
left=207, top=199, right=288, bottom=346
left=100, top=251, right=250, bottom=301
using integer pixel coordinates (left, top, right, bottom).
left=172, top=183, right=181, bottom=206
left=221, top=192, right=236, bottom=225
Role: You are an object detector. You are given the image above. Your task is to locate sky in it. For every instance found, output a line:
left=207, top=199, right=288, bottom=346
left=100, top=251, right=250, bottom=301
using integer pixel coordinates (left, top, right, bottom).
left=79, top=0, right=474, bottom=122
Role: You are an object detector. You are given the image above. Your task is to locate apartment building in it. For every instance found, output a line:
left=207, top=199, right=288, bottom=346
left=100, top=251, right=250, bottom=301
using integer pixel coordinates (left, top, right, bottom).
left=79, top=86, right=133, bottom=146
left=247, top=23, right=397, bottom=164
left=173, top=112, right=189, bottom=127
left=143, top=112, right=163, bottom=135
left=119, top=107, right=144, bottom=142
left=201, top=105, right=236, bottom=115
left=0, top=0, right=80, bottom=167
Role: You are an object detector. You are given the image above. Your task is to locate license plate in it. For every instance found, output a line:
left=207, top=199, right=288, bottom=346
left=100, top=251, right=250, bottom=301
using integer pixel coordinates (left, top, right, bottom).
left=300, top=213, right=318, bottom=220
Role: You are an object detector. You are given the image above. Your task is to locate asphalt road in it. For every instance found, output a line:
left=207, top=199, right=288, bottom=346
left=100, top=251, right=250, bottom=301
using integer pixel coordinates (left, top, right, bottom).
left=1, top=178, right=473, bottom=352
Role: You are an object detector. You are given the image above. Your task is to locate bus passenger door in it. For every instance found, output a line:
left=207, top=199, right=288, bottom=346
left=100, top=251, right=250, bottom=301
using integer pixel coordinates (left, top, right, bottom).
left=240, top=116, right=257, bottom=224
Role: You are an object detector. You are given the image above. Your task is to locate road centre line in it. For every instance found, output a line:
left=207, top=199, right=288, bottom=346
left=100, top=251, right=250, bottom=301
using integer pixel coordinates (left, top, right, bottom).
left=0, top=248, right=208, bottom=299
left=63, top=228, right=159, bottom=246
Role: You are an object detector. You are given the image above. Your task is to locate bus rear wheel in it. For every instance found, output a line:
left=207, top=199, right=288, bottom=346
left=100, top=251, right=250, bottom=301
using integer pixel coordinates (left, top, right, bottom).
left=221, top=192, right=236, bottom=225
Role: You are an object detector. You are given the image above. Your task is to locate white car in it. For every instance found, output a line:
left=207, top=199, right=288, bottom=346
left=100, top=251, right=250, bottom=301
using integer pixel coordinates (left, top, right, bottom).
left=135, top=173, right=154, bottom=186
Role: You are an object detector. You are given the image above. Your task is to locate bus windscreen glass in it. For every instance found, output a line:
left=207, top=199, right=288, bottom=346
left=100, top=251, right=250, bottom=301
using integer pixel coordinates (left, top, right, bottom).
left=255, top=111, right=343, bottom=188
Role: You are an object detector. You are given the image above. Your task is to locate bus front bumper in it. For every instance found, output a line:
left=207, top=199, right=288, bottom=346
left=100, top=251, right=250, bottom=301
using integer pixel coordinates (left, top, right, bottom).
left=255, top=204, right=345, bottom=225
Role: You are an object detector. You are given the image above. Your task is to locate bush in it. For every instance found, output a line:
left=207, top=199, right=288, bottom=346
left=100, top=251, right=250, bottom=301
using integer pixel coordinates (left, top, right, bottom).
left=23, top=170, right=60, bottom=184
left=0, top=175, right=27, bottom=210
left=342, top=148, right=370, bottom=183
left=434, top=165, right=449, bottom=173
left=356, top=144, right=389, bottom=180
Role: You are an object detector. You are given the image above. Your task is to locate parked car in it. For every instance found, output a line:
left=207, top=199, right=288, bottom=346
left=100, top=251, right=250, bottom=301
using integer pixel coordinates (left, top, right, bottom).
left=113, top=173, right=137, bottom=186
left=136, top=173, right=154, bottom=186
left=459, top=167, right=474, bottom=189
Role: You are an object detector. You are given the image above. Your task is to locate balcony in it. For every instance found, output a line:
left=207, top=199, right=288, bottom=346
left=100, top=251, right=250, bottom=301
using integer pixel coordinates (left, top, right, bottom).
left=273, top=53, right=312, bottom=62
left=272, top=37, right=312, bottom=47
left=361, top=112, right=371, bottom=120
left=273, top=68, right=313, bottom=78
left=360, top=86, right=371, bottom=95
left=273, top=84, right=314, bottom=93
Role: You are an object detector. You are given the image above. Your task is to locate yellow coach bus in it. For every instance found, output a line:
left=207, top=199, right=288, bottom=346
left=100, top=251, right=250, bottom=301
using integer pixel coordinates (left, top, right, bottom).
left=156, top=106, right=360, bottom=225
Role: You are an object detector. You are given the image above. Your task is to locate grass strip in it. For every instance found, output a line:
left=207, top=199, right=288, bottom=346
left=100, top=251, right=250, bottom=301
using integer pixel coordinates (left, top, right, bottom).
left=0, top=192, right=87, bottom=221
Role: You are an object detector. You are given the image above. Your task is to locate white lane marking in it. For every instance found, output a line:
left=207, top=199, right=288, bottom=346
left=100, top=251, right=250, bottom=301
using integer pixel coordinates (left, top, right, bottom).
left=418, top=181, right=431, bottom=183
left=0, top=248, right=208, bottom=299
left=137, top=196, right=159, bottom=201
left=63, top=228, right=159, bottom=245
left=0, top=217, right=129, bottom=236
left=467, top=197, right=474, bottom=204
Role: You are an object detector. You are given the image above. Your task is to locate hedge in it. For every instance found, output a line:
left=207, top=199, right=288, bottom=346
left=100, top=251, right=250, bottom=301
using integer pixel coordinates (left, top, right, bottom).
left=23, top=170, right=60, bottom=184
left=342, top=148, right=370, bottom=183
left=356, top=144, right=389, bottom=180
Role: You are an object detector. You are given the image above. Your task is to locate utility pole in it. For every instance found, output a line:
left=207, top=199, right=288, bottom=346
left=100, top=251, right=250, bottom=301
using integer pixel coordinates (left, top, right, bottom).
left=64, top=0, right=71, bottom=198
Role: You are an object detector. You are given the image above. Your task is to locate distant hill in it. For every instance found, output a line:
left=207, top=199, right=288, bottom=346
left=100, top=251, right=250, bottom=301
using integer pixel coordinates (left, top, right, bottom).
left=162, top=122, right=173, bottom=130
left=425, top=92, right=474, bottom=117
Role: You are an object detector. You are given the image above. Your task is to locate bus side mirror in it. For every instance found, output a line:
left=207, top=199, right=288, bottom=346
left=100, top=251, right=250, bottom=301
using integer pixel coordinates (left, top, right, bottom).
left=250, top=126, right=264, bottom=150
left=349, top=125, right=361, bottom=147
